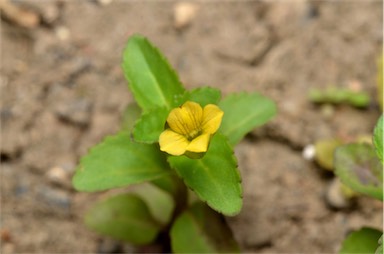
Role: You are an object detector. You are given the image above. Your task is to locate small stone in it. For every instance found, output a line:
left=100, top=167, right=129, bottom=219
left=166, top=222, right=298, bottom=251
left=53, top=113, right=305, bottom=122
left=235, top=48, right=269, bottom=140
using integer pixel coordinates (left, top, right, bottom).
left=325, top=178, right=354, bottom=209
left=347, top=79, right=363, bottom=92
left=55, top=26, right=71, bottom=41
left=302, top=144, right=315, bottom=160
left=36, top=185, right=71, bottom=210
left=46, top=166, right=70, bottom=188
left=0, top=0, right=40, bottom=28
left=1, top=228, right=12, bottom=243
left=54, top=98, right=92, bottom=127
left=173, top=2, right=199, bottom=29
left=96, top=0, right=113, bottom=6
left=13, top=182, right=29, bottom=197
left=40, top=3, right=60, bottom=25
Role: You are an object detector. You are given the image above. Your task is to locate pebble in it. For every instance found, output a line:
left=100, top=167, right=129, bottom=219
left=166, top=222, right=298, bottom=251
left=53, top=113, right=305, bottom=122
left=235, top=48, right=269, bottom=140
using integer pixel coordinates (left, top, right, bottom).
left=55, top=26, right=71, bottom=41
left=173, top=2, right=199, bottom=29
left=96, top=0, right=113, bottom=6
left=36, top=185, right=71, bottom=210
left=302, top=144, right=315, bottom=160
left=1, top=228, right=12, bottom=243
left=55, top=98, right=92, bottom=127
left=14, top=183, right=29, bottom=197
left=46, top=166, right=71, bottom=188
left=325, top=178, right=354, bottom=209
left=0, top=0, right=40, bottom=28
left=40, top=2, right=60, bottom=25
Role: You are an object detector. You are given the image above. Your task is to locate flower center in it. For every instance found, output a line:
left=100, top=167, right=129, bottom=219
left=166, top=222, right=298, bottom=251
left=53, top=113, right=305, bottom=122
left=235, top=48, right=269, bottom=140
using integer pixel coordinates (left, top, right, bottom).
left=186, top=128, right=202, bottom=141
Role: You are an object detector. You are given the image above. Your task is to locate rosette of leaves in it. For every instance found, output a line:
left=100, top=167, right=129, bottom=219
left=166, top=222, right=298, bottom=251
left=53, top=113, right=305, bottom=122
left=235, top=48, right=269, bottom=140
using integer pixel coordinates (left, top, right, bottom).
left=72, top=35, right=276, bottom=252
left=335, top=115, right=383, bottom=254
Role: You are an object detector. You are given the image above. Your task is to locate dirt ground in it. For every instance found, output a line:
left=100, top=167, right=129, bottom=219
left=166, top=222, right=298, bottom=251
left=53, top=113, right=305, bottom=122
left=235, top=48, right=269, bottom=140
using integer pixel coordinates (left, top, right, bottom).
left=1, top=1, right=383, bottom=253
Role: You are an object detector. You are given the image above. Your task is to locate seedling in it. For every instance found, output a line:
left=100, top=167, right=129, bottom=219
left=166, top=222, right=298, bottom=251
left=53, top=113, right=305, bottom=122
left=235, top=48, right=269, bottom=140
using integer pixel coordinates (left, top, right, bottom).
left=309, top=86, right=371, bottom=108
left=335, top=115, right=383, bottom=254
left=72, top=35, right=276, bottom=252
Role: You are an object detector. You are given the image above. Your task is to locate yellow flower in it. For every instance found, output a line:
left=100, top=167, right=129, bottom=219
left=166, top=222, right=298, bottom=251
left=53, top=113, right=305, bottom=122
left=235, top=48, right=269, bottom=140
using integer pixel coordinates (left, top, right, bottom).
left=159, top=101, right=224, bottom=157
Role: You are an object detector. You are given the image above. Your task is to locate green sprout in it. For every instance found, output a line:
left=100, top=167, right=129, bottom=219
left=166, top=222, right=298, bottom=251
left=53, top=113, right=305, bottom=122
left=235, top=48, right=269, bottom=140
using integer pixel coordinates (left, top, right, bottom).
left=335, top=115, right=383, bottom=254
left=71, top=34, right=276, bottom=252
left=309, top=86, right=370, bottom=108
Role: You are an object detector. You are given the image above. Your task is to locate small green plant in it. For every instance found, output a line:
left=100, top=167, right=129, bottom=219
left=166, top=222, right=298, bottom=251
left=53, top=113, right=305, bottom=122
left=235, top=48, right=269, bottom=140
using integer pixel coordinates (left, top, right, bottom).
left=309, top=86, right=371, bottom=108
left=334, top=115, right=383, bottom=254
left=72, top=35, right=276, bottom=252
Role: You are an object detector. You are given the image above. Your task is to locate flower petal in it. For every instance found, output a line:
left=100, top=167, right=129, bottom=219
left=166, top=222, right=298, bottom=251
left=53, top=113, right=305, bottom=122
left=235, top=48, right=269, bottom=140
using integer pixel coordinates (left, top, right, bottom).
left=167, top=101, right=203, bottom=136
left=159, top=129, right=189, bottom=156
left=186, top=133, right=211, bottom=153
left=202, top=104, right=224, bottom=134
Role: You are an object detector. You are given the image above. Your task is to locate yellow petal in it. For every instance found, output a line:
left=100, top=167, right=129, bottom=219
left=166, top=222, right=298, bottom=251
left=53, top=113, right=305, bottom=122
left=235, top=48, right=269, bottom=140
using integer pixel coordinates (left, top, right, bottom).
left=186, top=133, right=211, bottom=153
left=202, top=104, right=224, bottom=134
left=159, top=129, right=189, bottom=156
left=167, top=101, right=203, bottom=136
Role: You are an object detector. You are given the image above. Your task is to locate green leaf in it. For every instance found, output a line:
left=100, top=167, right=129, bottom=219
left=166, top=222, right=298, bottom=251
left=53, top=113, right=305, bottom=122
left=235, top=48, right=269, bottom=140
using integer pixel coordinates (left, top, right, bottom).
left=376, top=235, right=383, bottom=254
left=373, top=115, right=383, bottom=163
left=151, top=173, right=185, bottom=195
left=339, top=227, right=382, bottom=254
left=72, top=131, right=171, bottom=192
left=168, top=133, right=242, bottom=216
left=85, top=193, right=161, bottom=245
left=347, top=92, right=370, bottom=108
left=179, top=87, right=221, bottom=106
left=170, top=202, right=240, bottom=253
left=122, top=35, right=185, bottom=111
left=121, top=102, right=142, bottom=132
left=219, top=92, right=277, bottom=146
left=132, top=182, right=175, bottom=226
left=309, top=87, right=370, bottom=108
left=133, top=107, right=169, bottom=143
left=151, top=174, right=189, bottom=212
left=334, top=143, right=383, bottom=200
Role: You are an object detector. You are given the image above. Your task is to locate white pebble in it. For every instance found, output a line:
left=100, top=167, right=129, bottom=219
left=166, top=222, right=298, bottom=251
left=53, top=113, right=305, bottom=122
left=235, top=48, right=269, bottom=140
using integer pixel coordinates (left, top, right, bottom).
left=302, top=144, right=315, bottom=160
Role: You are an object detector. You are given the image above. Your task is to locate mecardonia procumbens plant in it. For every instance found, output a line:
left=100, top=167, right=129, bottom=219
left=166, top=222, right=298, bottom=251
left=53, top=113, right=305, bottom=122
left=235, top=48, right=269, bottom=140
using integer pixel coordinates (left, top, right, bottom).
left=72, top=34, right=277, bottom=253
left=335, top=115, right=383, bottom=254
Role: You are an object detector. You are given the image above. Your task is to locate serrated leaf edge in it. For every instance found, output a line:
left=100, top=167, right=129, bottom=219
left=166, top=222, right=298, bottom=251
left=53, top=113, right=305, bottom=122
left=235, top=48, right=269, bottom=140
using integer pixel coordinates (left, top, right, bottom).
left=132, top=107, right=169, bottom=144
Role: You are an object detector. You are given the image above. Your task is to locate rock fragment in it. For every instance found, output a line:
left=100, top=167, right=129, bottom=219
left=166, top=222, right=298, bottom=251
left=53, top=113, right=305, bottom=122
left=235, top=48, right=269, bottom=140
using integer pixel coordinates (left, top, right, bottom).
left=0, top=0, right=40, bottom=28
left=325, top=178, right=354, bottom=209
left=173, top=2, right=199, bottom=29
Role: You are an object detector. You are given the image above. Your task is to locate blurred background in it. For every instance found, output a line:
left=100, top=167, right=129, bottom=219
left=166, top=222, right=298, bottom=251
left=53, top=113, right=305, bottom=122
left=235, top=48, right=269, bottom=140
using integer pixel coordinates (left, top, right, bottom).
left=1, top=0, right=383, bottom=253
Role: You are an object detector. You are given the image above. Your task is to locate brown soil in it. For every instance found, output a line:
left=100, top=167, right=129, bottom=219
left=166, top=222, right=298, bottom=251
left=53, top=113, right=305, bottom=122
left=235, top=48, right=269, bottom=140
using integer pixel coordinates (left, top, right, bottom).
left=1, top=1, right=383, bottom=253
